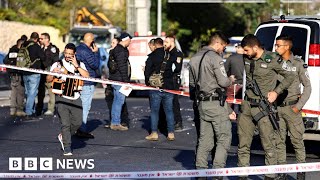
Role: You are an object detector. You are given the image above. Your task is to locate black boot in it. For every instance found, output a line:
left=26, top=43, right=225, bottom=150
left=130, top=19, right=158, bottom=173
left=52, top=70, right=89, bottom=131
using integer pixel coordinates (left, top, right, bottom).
left=277, top=173, right=288, bottom=180
left=297, top=172, right=305, bottom=180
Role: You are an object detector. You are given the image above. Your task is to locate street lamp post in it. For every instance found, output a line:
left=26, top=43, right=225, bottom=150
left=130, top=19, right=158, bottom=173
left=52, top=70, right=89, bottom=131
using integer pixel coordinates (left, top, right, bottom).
left=157, top=0, right=162, bottom=36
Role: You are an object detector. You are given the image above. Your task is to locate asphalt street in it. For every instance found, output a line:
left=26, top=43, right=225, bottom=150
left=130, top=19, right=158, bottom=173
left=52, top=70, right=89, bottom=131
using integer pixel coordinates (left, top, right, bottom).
left=0, top=88, right=320, bottom=180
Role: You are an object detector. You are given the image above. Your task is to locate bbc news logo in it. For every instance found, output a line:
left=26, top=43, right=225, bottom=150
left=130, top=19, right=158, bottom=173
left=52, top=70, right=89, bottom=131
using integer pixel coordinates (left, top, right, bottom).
left=9, top=157, right=94, bottom=171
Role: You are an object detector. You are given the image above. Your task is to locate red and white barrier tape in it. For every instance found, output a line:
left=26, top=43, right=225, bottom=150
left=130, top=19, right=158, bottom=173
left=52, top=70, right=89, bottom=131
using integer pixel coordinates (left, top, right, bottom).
left=2, top=64, right=320, bottom=115
left=0, top=64, right=189, bottom=97
left=1, top=162, right=320, bottom=179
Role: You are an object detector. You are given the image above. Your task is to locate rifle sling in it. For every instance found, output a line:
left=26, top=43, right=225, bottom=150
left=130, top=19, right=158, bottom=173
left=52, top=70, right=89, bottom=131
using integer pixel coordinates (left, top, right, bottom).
left=159, top=51, right=170, bottom=75
left=189, top=50, right=212, bottom=97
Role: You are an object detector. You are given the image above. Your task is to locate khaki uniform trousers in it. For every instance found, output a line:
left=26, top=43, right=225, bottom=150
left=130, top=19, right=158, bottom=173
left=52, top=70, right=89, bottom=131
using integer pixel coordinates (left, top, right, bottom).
left=196, top=100, right=232, bottom=169
left=45, top=82, right=55, bottom=112
left=277, top=105, right=305, bottom=164
left=237, top=101, right=277, bottom=178
left=10, top=74, right=25, bottom=111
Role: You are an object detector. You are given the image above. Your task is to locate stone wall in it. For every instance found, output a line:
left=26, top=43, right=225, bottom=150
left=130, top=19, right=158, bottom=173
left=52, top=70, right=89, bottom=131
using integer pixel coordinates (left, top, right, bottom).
left=0, top=20, right=66, bottom=54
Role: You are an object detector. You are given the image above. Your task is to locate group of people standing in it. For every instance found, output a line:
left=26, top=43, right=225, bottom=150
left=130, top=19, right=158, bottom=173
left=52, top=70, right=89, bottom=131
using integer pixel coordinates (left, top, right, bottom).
left=5, top=32, right=60, bottom=118
left=3, top=30, right=311, bottom=179
left=189, top=32, right=311, bottom=180
left=144, top=36, right=184, bottom=141
left=104, top=34, right=185, bottom=142
left=5, top=32, right=101, bottom=155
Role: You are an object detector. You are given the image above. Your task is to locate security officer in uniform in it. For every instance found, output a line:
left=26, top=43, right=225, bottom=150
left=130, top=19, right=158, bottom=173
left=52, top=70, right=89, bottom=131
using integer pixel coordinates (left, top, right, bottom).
left=36, top=32, right=60, bottom=116
left=158, top=36, right=184, bottom=133
left=238, top=34, right=295, bottom=180
left=275, top=35, right=311, bottom=180
left=4, top=38, right=26, bottom=116
left=189, top=31, right=236, bottom=180
left=165, top=36, right=184, bottom=130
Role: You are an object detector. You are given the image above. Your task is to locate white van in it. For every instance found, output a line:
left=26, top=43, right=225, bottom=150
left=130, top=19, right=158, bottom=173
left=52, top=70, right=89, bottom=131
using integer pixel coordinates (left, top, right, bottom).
left=255, top=15, right=320, bottom=140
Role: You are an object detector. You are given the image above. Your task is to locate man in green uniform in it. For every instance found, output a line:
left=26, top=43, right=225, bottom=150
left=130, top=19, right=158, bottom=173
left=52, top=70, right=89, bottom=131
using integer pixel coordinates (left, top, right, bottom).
left=275, top=35, right=311, bottom=180
left=189, top=31, right=236, bottom=180
left=237, top=34, right=295, bottom=180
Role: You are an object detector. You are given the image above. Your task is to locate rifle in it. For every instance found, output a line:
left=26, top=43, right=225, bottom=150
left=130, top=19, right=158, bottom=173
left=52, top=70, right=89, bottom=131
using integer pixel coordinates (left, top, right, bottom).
left=246, top=79, right=280, bottom=131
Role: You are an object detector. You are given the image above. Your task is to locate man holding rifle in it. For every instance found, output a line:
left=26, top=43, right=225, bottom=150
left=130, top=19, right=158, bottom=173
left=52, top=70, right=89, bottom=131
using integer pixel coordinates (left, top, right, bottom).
left=237, top=34, right=295, bottom=180
left=275, top=35, right=311, bottom=180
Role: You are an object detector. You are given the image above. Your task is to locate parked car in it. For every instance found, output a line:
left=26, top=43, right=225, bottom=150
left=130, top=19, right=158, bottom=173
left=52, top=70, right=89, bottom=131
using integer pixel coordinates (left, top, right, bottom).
left=254, top=15, right=320, bottom=141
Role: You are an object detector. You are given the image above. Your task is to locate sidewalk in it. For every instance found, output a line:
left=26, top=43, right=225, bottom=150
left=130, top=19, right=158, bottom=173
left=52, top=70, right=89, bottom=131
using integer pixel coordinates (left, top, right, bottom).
left=0, top=87, right=106, bottom=107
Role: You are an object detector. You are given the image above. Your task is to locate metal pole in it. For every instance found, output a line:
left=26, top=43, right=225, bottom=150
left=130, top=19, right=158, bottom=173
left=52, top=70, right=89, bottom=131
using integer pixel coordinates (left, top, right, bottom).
left=157, top=0, right=162, bottom=36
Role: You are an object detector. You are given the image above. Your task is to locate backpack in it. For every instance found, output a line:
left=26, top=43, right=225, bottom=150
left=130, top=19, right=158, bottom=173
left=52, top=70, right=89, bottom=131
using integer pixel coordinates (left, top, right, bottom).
left=107, top=51, right=118, bottom=74
left=16, top=42, right=39, bottom=68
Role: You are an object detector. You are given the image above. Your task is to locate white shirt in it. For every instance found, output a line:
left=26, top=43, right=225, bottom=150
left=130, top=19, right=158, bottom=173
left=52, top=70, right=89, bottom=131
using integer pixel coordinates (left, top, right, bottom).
left=50, top=58, right=87, bottom=100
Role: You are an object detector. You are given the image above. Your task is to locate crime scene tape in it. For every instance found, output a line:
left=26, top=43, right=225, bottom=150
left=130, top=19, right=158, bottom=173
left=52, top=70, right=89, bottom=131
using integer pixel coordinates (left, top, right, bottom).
left=0, top=64, right=190, bottom=97
left=1, top=162, right=320, bottom=179
left=1, top=64, right=319, bottom=115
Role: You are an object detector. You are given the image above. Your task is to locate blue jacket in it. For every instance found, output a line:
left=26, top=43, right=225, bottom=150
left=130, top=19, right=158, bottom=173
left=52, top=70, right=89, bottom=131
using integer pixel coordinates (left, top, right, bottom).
left=76, top=43, right=100, bottom=85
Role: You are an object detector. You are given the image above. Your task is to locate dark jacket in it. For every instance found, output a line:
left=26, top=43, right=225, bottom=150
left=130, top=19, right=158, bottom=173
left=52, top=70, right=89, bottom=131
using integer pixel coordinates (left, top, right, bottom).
left=23, top=40, right=46, bottom=75
left=109, top=44, right=131, bottom=82
left=76, top=43, right=100, bottom=85
left=144, top=47, right=176, bottom=90
left=169, top=47, right=184, bottom=90
left=224, top=54, right=244, bottom=84
left=42, top=43, right=60, bottom=69
left=4, top=45, right=21, bottom=74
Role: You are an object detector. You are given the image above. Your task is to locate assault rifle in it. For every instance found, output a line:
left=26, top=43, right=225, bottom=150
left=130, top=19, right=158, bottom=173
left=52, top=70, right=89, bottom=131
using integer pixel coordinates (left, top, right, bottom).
left=246, top=79, right=280, bottom=131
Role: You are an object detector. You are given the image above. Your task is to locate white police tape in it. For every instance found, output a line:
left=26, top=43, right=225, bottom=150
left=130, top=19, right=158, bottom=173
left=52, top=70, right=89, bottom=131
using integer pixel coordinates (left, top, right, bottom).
left=0, top=64, right=155, bottom=90
left=3, top=64, right=320, bottom=115
left=0, top=64, right=193, bottom=96
left=1, top=162, right=320, bottom=179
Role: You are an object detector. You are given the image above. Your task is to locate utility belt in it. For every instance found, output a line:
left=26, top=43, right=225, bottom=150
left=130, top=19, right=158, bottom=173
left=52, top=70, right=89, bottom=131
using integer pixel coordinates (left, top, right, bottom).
left=244, top=96, right=261, bottom=107
left=198, top=93, right=219, bottom=101
left=245, top=96, right=299, bottom=108
left=197, top=88, right=227, bottom=106
left=278, top=99, right=299, bottom=107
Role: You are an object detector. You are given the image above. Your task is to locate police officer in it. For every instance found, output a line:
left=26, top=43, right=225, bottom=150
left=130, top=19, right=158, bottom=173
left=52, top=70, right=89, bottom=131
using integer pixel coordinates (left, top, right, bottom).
left=275, top=35, right=311, bottom=180
left=237, top=34, right=295, bottom=180
left=4, top=38, right=26, bottom=117
left=164, top=36, right=184, bottom=130
left=36, top=32, right=59, bottom=116
left=189, top=31, right=236, bottom=180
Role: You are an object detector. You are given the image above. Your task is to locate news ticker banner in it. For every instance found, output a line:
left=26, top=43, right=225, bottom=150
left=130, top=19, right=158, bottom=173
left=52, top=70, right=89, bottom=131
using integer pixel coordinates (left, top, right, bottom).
left=1, top=64, right=319, bottom=115
left=2, top=162, right=320, bottom=179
